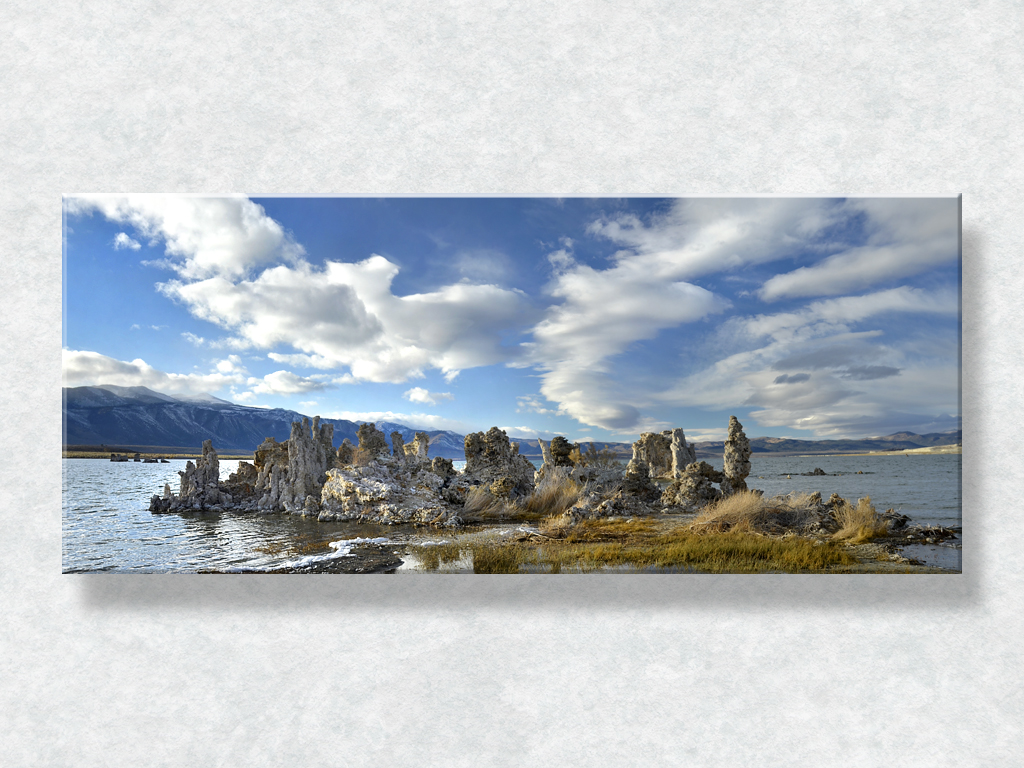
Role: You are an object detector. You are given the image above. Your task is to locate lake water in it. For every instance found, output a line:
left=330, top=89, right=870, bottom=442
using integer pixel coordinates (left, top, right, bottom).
left=62, top=453, right=960, bottom=573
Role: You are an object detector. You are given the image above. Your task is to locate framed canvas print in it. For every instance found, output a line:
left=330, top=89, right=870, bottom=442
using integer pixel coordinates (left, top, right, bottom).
left=62, top=196, right=961, bottom=573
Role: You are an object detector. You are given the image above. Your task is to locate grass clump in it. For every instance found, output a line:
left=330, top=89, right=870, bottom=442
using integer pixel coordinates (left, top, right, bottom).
left=414, top=541, right=465, bottom=571
left=462, top=475, right=588, bottom=524
left=832, top=496, right=889, bottom=543
left=534, top=528, right=855, bottom=573
left=690, top=491, right=820, bottom=535
left=411, top=518, right=857, bottom=574
left=521, top=476, right=586, bottom=518
left=461, top=487, right=514, bottom=522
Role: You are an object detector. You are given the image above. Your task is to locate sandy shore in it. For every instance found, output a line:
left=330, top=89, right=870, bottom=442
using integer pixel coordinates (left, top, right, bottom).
left=839, top=445, right=961, bottom=457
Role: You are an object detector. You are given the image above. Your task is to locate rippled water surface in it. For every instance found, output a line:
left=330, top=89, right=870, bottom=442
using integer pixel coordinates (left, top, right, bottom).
left=740, top=453, right=961, bottom=527
left=62, top=460, right=417, bottom=573
left=62, top=453, right=960, bottom=573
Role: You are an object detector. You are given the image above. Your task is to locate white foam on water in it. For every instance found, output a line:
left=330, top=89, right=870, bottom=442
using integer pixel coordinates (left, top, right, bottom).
left=226, top=536, right=392, bottom=572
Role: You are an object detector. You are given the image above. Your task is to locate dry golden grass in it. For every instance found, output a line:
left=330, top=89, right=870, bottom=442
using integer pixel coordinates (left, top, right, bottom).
left=560, top=517, right=659, bottom=542
left=521, top=476, right=586, bottom=518
left=690, top=491, right=819, bottom=535
left=461, top=486, right=514, bottom=522
left=415, top=518, right=857, bottom=574
left=414, top=542, right=465, bottom=571
left=832, top=496, right=889, bottom=543
left=462, top=475, right=588, bottom=524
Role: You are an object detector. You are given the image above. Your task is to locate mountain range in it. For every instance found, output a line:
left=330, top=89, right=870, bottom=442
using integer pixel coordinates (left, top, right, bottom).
left=63, top=385, right=961, bottom=459
left=62, top=385, right=467, bottom=459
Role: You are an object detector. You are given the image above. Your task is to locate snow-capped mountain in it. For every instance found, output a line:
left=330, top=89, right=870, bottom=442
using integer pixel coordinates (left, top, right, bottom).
left=63, top=386, right=468, bottom=458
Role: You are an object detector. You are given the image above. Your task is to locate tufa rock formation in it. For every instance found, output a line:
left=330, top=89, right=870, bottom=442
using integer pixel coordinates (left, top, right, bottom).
left=626, top=432, right=673, bottom=480
left=151, top=418, right=463, bottom=526
left=150, top=439, right=229, bottom=512
left=624, top=428, right=697, bottom=481
left=280, top=417, right=334, bottom=514
left=462, top=427, right=536, bottom=500
left=150, top=415, right=761, bottom=527
left=669, top=428, right=697, bottom=477
left=356, top=423, right=390, bottom=459
left=336, top=438, right=355, bottom=465
left=661, top=461, right=724, bottom=511
left=721, top=416, right=751, bottom=494
left=404, top=432, right=430, bottom=462
left=391, top=431, right=406, bottom=459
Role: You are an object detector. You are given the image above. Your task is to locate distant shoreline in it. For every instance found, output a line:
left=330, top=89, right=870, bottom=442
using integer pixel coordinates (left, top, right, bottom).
left=826, top=445, right=961, bottom=457
left=62, top=445, right=961, bottom=461
left=63, top=449, right=255, bottom=461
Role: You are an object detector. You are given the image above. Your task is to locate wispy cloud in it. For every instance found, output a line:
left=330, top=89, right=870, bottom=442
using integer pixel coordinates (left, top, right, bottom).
left=655, top=286, right=959, bottom=436
left=516, top=395, right=558, bottom=415
left=62, top=349, right=244, bottom=394
left=759, top=198, right=959, bottom=301
left=403, top=387, right=454, bottom=406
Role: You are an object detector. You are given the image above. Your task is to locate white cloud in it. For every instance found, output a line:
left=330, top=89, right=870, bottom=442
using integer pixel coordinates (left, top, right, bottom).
left=655, top=287, right=960, bottom=437
left=181, top=332, right=206, bottom=345
left=403, top=387, right=454, bottom=406
left=759, top=198, right=959, bottom=301
left=743, top=287, right=958, bottom=340
left=159, top=255, right=535, bottom=384
left=65, top=194, right=305, bottom=279
left=586, top=198, right=842, bottom=280
left=62, top=349, right=243, bottom=394
left=267, top=352, right=336, bottom=369
left=246, top=370, right=332, bottom=396
left=215, top=355, right=247, bottom=374
left=519, top=200, right=857, bottom=431
left=113, top=232, right=141, bottom=250
left=526, top=233, right=730, bottom=430
left=69, top=195, right=537, bottom=387
left=299, top=400, right=318, bottom=409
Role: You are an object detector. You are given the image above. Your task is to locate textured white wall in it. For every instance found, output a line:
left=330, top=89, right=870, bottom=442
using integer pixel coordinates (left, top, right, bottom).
left=3, top=1, right=1017, bottom=765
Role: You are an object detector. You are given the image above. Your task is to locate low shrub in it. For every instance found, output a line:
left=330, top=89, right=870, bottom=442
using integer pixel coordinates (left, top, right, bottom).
left=461, top=486, right=512, bottom=522
left=832, top=496, right=889, bottom=543
left=521, top=476, right=586, bottom=518
left=690, top=490, right=820, bottom=535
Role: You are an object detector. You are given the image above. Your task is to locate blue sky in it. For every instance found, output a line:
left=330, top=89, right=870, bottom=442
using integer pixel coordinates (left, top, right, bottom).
left=62, top=196, right=961, bottom=443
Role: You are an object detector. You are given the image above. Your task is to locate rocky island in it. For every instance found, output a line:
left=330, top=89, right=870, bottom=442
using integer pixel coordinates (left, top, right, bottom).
left=145, top=414, right=959, bottom=573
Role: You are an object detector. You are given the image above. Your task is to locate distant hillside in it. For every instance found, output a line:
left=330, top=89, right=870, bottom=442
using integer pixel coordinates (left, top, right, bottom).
left=511, top=431, right=962, bottom=459
left=694, top=430, right=962, bottom=456
left=62, top=386, right=467, bottom=459
left=64, top=385, right=960, bottom=461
